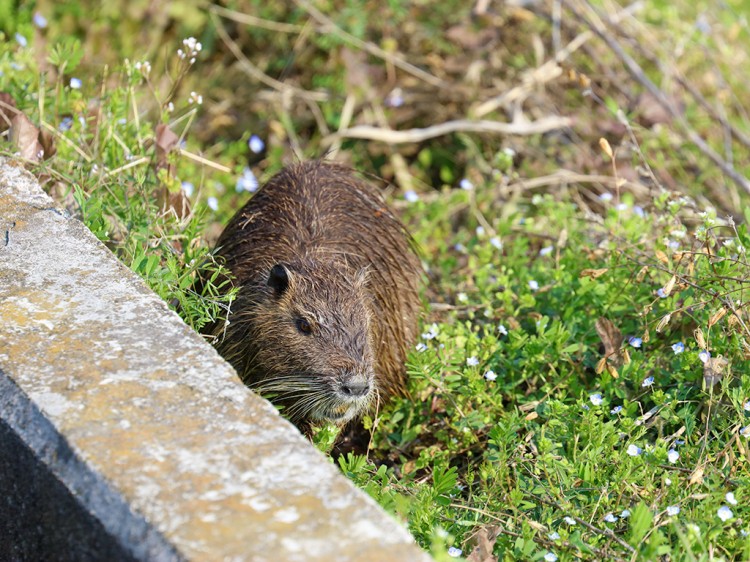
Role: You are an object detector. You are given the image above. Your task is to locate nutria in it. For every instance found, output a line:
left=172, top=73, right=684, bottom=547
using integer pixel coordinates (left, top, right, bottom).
left=207, top=161, right=421, bottom=427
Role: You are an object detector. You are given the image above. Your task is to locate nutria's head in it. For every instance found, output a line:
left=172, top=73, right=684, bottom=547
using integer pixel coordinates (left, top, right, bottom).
left=221, top=258, right=378, bottom=425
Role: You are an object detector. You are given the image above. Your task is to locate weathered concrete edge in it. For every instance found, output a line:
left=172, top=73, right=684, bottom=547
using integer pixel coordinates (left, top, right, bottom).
left=0, top=373, right=181, bottom=561
left=0, top=159, right=432, bottom=561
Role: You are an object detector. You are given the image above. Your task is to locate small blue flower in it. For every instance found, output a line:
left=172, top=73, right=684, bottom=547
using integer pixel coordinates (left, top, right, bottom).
left=627, top=444, right=642, bottom=456
left=599, top=192, right=613, bottom=202
left=248, top=135, right=265, bottom=153
left=33, top=12, right=48, bottom=28
left=181, top=181, right=195, bottom=197
left=59, top=117, right=74, bottom=132
left=447, top=546, right=462, bottom=558
left=620, top=509, right=631, bottom=518
left=415, top=343, right=427, bottom=353
left=590, top=393, right=603, bottom=406
left=544, top=552, right=558, bottom=562
left=466, top=356, right=479, bottom=367
left=15, top=33, right=27, bottom=47
left=610, top=405, right=623, bottom=414
left=744, top=401, right=750, bottom=412
left=460, top=178, right=474, bottom=191
left=207, top=196, right=218, bottom=211
left=629, top=337, right=642, bottom=348
left=698, top=350, right=711, bottom=364
left=404, top=190, right=419, bottom=203
left=236, top=167, right=258, bottom=193
left=642, top=376, right=654, bottom=388
left=603, top=513, right=618, bottom=523
left=672, top=342, right=685, bottom=354
left=717, top=505, right=733, bottom=522
left=454, top=243, right=466, bottom=252
left=563, top=516, right=576, bottom=525
left=657, top=288, right=668, bottom=298
left=528, top=280, right=539, bottom=291
left=547, top=531, right=560, bottom=541
left=490, top=236, right=502, bottom=250
left=667, top=449, right=679, bottom=464
left=539, top=245, right=554, bottom=256
left=70, top=77, right=82, bottom=89
left=666, top=505, right=680, bottom=516
left=633, top=206, right=645, bottom=217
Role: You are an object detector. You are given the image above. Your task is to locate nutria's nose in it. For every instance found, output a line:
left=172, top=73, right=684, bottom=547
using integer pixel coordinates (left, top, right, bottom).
left=340, top=379, right=371, bottom=397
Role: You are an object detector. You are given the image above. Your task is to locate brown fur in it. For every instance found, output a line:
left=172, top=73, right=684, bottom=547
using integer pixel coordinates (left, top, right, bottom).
left=207, top=161, right=421, bottom=426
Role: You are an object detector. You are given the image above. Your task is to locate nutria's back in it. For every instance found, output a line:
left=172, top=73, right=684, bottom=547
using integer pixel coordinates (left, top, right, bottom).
left=208, top=161, right=421, bottom=425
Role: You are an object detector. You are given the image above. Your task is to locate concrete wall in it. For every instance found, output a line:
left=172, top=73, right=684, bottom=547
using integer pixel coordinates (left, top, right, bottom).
left=0, top=160, right=430, bottom=562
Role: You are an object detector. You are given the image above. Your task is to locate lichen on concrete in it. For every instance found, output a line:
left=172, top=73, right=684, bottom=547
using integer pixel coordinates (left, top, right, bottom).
left=0, top=159, right=431, bottom=562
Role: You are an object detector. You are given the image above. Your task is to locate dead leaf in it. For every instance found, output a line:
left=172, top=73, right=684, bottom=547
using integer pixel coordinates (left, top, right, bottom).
left=662, top=275, right=676, bottom=297
left=580, top=268, right=608, bottom=279
left=703, top=355, right=728, bottom=387
left=655, top=249, right=670, bottom=264
left=708, top=307, right=727, bottom=328
left=694, top=328, right=706, bottom=350
left=635, top=265, right=649, bottom=283
left=689, top=465, right=704, bottom=485
left=10, top=113, right=44, bottom=162
left=466, top=526, right=499, bottom=562
left=155, top=123, right=179, bottom=171
left=0, top=92, right=19, bottom=133
left=595, top=317, right=624, bottom=365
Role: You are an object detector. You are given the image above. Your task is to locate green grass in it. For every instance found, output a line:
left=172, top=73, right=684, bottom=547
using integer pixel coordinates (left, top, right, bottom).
left=3, top=2, right=750, bottom=560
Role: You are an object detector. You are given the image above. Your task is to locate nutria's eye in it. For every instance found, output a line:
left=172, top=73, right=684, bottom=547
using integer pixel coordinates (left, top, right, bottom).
left=296, top=317, right=313, bottom=335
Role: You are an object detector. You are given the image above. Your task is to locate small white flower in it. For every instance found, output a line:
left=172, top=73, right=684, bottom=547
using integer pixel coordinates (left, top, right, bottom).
left=447, top=546, right=462, bottom=558
left=404, top=190, right=419, bottom=203
left=490, top=236, right=503, bottom=250
left=415, top=343, right=428, bottom=353
left=616, top=202, right=629, bottom=211
left=475, top=226, right=485, bottom=237
left=620, top=509, right=631, bottom=518
left=717, top=505, right=733, bottom=522
left=627, top=444, right=642, bottom=457
left=590, top=393, right=603, bottom=406
left=497, top=324, right=508, bottom=336
left=641, top=376, right=654, bottom=388
left=167, top=102, right=175, bottom=113
left=188, top=91, right=203, bottom=105
left=181, top=181, right=195, bottom=197
left=633, top=205, right=645, bottom=217
left=33, top=12, right=48, bottom=28
left=422, top=324, right=439, bottom=340
left=134, top=60, right=151, bottom=76
left=207, top=196, right=218, bottom=211
left=547, top=531, right=560, bottom=541
left=564, top=516, right=576, bottom=525
left=599, top=192, right=613, bottom=202
left=460, top=178, right=474, bottom=191
left=698, top=350, right=711, bottom=364
left=248, top=135, right=265, bottom=153
left=466, top=356, right=479, bottom=367
left=484, top=370, right=497, bottom=381
left=457, top=292, right=468, bottom=303
left=667, top=449, right=679, bottom=464
left=741, top=426, right=750, bottom=438
left=544, top=552, right=558, bottom=562
left=15, top=33, right=27, bottom=47
left=603, top=513, right=618, bottom=523
left=672, top=342, right=685, bottom=354
left=666, top=505, right=680, bottom=516
left=665, top=477, right=672, bottom=486
left=70, top=77, right=82, bottom=89
left=528, top=280, right=539, bottom=291
left=726, top=492, right=738, bottom=505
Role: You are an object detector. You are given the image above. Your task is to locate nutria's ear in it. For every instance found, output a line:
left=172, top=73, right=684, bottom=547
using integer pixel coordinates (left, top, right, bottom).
left=267, top=263, right=290, bottom=296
